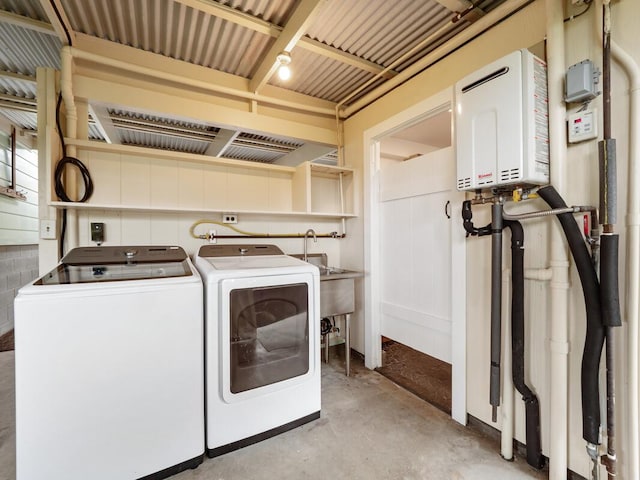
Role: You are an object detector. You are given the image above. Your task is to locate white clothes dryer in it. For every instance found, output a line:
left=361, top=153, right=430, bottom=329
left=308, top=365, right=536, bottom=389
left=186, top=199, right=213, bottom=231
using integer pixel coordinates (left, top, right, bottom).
left=14, top=246, right=205, bottom=480
left=194, top=244, right=320, bottom=457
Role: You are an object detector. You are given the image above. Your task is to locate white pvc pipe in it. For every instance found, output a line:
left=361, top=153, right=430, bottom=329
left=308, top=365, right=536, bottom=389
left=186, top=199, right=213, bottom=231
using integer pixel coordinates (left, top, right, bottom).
left=525, top=268, right=553, bottom=282
left=60, top=46, right=79, bottom=251
left=610, top=23, right=640, bottom=480
left=501, top=268, right=514, bottom=461
left=546, top=1, right=571, bottom=478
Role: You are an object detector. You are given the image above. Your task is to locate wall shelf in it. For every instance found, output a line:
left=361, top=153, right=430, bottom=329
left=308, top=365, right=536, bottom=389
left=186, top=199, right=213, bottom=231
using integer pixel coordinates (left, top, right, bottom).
left=48, top=201, right=356, bottom=219
left=53, top=140, right=356, bottom=219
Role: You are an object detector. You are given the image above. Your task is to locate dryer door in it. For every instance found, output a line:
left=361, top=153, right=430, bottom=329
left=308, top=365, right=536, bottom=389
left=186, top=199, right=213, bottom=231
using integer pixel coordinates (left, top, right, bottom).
left=219, top=273, right=316, bottom=402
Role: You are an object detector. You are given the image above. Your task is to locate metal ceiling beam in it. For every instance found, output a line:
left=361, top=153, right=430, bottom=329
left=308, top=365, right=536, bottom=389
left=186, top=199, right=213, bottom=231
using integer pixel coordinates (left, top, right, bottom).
left=174, top=0, right=396, bottom=78
left=274, top=142, right=336, bottom=167
left=249, top=0, right=325, bottom=93
left=300, top=38, right=396, bottom=79
left=0, top=70, right=37, bottom=83
left=174, top=0, right=278, bottom=36
left=37, top=0, right=75, bottom=45
left=205, top=128, right=239, bottom=157
left=0, top=10, right=56, bottom=35
left=88, top=103, right=120, bottom=144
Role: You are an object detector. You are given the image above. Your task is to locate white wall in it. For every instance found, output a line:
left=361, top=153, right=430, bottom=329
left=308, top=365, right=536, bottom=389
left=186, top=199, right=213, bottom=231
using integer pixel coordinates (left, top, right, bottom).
left=344, top=0, right=639, bottom=478
left=0, top=124, right=38, bottom=245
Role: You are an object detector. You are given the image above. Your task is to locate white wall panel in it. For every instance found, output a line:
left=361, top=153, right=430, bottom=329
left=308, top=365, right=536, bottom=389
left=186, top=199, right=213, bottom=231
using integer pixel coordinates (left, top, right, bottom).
left=178, top=162, right=204, bottom=209
left=202, top=164, right=228, bottom=210
left=120, top=155, right=150, bottom=206
left=85, top=151, right=121, bottom=205
left=150, top=159, right=179, bottom=207
left=227, top=168, right=268, bottom=211
left=121, top=213, right=151, bottom=244
left=149, top=213, right=180, bottom=245
left=0, top=129, right=38, bottom=245
left=268, top=171, right=293, bottom=212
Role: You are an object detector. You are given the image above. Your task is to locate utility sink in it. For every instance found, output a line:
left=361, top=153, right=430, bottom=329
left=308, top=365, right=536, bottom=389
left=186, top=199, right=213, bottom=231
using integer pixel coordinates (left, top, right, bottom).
left=291, top=252, right=362, bottom=377
left=290, top=253, right=362, bottom=317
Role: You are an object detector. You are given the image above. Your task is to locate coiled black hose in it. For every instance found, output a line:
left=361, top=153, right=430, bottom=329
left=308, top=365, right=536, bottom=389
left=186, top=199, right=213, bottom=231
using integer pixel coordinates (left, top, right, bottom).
left=538, top=185, right=604, bottom=445
left=54, top=93, right=93, bottom=259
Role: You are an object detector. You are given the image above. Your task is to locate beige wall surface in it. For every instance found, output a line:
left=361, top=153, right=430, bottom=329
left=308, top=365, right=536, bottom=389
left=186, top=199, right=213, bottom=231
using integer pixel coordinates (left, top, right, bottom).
left=343, top=0, right=639, bottom=478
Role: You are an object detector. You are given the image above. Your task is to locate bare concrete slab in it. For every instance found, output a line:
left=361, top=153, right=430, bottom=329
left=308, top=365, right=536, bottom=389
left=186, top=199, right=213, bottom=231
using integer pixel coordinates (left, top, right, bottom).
left=0, top=350, right=545, bottom=480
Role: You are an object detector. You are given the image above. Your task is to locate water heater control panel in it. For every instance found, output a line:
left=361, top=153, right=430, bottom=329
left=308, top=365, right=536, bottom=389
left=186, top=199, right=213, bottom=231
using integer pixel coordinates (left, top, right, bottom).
left=455, top=49, right=549, bottom=191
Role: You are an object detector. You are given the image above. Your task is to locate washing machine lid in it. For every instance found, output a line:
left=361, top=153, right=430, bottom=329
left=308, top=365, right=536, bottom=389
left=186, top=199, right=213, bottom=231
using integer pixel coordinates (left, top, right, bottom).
left=36, top=246, right=193, bottom=285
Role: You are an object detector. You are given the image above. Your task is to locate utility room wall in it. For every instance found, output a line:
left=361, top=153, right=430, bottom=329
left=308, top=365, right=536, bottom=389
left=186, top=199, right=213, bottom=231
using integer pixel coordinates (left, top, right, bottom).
left=0, top=121, right=39, bottom=341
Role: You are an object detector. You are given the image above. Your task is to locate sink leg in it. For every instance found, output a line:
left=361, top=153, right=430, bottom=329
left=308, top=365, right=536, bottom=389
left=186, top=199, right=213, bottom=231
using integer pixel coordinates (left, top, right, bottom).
left=324, top=333, right=330, bottom=363
left=345, top=313, right=351, bottom=376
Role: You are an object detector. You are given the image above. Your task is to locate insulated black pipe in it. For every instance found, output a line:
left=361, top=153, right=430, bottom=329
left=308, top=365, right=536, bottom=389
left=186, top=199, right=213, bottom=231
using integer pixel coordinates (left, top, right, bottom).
left=600, top=234, right=621, bottom=478
left=537, top=185, right=604, bottom=445
left=504, top=220, right=544, bottom=469
left=600, top=235, right=622, bottom=327
left=489, top=202, right=503, bottom=422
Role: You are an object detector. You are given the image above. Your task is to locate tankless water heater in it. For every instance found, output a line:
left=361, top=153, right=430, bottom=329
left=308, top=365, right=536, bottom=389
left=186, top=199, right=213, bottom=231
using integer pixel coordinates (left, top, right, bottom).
left=455, top=49, right=549, bottom=191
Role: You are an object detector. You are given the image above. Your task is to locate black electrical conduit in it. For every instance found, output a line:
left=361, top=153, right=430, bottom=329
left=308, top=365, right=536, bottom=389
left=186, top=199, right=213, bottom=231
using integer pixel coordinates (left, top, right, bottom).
left=537, top=185, right=604, bottom=446
left=503, top=219, right=544, bottom=469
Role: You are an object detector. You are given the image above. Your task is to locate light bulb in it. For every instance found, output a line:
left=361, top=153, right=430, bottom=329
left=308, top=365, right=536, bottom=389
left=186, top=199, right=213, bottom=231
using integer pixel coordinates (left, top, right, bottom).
left=276, top=52, right=292, bottom=81
left=278, top=64, right=291, bottom=81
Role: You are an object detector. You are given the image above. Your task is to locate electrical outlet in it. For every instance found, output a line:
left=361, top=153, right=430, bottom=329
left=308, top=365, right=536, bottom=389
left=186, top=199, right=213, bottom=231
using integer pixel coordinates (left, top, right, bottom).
left=222, top=213, right=238, bottom=224
left=40, top=220, right=56, bottom=240
left=91, top=222, right=105, bottom=244
left=208, top=229, right=216, bottom=244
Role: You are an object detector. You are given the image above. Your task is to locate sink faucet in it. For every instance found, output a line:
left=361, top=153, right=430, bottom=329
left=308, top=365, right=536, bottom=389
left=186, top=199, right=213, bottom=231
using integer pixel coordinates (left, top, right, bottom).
left=303, top=228, right=317, bottom=262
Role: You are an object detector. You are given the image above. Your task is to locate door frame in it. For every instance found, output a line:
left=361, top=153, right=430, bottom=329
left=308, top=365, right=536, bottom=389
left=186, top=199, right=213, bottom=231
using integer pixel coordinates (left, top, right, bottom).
left=363, top=87, right=467, bottom=424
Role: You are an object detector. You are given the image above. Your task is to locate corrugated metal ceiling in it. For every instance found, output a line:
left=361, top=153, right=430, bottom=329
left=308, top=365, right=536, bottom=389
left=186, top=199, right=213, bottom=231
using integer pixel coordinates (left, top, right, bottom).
left=0, top=0, right=513, bottom=164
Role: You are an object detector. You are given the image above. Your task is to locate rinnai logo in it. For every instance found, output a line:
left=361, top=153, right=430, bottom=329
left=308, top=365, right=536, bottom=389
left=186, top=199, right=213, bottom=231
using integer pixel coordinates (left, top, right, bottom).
left=477, top=172, right=493, bottom=179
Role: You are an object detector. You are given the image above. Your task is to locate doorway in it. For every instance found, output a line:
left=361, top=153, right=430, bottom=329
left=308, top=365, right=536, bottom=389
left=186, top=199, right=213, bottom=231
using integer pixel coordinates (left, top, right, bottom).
left=363, top=88, right=467, bottom=424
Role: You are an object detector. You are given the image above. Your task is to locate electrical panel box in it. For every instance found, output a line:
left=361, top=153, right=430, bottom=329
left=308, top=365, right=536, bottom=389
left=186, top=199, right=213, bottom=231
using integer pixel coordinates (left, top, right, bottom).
left=565, top=59, right=600, bottom=103
left=455, top=49, right=549, bottom=191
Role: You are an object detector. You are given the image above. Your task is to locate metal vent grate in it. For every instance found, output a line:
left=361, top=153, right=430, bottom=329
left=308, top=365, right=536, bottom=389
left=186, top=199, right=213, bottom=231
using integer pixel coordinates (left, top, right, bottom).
left=457, top=177, right=471, bottom=189
left=500, top=168, right=521, bottom=182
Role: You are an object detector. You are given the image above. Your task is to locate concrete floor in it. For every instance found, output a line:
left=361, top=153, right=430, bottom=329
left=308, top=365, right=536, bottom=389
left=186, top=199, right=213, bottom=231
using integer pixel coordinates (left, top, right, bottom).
left=0, top=350, right=546, bottom=480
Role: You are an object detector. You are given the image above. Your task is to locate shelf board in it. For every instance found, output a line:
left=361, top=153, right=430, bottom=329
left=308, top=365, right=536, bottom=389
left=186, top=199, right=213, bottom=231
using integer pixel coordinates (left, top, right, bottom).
left=309, top=163, right=354, bottom=177
left=49, top=201, right=356, bottom=219
left=65, top=138, right=297, bottom=174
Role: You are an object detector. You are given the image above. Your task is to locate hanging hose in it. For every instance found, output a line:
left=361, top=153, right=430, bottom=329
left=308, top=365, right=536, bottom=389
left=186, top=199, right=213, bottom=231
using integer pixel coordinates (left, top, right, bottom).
left=537, top=185, right=605, bottom=448
left=54, top=93, right=93, bottom=259
left=504, top=219, right=544, bottom=469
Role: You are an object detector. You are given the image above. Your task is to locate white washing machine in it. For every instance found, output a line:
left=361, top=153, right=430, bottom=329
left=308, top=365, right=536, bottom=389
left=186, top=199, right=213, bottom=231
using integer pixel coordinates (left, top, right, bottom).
left=194, top=244, right=320, bottom=457
left=14, top=246, right=205, bottom=480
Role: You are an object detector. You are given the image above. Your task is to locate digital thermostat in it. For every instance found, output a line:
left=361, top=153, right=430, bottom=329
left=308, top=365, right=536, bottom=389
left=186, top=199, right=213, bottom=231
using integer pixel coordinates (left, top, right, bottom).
left=568, top=109, right=598, bottom=143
